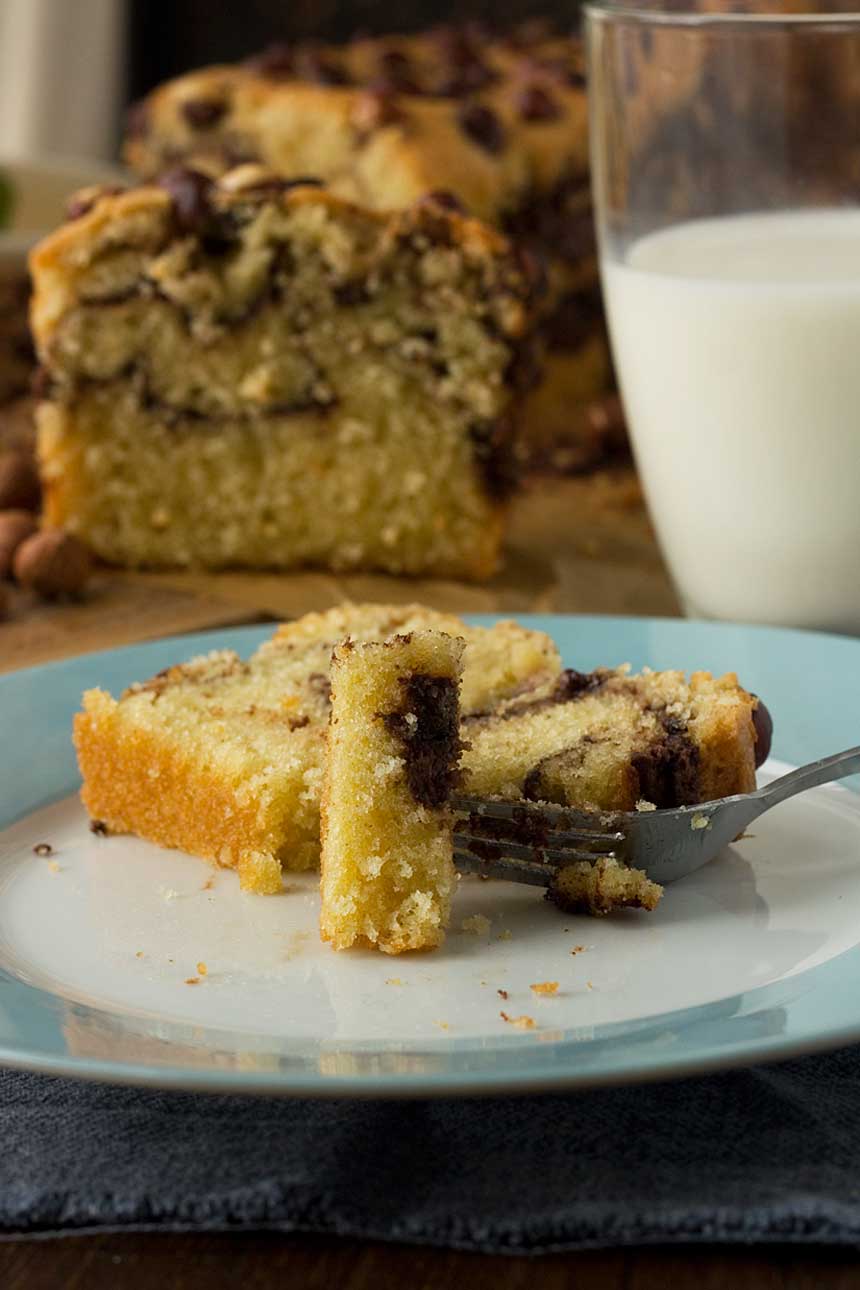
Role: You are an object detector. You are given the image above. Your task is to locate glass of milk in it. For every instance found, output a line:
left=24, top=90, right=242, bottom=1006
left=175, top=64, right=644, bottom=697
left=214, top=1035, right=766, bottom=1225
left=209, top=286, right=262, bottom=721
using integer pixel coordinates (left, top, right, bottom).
left=586, top=3, right=860, bottom=632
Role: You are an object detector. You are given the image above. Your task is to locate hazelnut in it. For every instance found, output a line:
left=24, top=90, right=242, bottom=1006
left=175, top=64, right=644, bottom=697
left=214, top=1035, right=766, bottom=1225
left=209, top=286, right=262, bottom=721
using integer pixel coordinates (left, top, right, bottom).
left=0, top=580, right=9, bottom=622
left=0, top=509, right=38, bottom=578
left=0, top=451, right=40, bottom=511
left=751, top=696, right=774, bottom=768
left=12, top=529, right=91, bottom=599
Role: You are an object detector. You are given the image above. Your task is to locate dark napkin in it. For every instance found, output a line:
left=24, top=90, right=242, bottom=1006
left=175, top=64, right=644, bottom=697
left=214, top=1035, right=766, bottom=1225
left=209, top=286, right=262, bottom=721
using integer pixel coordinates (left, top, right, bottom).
left=3, top=1048, right=860, bottom=1252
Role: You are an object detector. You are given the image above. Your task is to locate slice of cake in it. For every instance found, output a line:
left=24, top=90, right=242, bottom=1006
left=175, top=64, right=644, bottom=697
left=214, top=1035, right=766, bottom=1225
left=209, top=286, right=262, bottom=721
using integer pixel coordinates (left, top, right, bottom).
left=123, top=21, right=619, bottom=474
left=30, top=169, right=538, bottom=577
left=321, top=631, right=464, bottom=953
left=265, top=603, right=560, bottom=717
left=73, top=603, right=561, bottom=892
left=461, top=665, right=766, bottom=810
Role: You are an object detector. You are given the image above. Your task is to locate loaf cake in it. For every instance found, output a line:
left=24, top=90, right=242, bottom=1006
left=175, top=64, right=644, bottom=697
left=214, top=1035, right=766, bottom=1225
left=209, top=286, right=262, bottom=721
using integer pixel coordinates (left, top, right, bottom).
left=123, top=21, right=618, bottom=472
left=73, top=603, right=561, bottom=891
left=30, top=171, right=538, bottom=576
left=461, top=665, right=766, bottom=810
left=321, top=631, right=463, bottom=953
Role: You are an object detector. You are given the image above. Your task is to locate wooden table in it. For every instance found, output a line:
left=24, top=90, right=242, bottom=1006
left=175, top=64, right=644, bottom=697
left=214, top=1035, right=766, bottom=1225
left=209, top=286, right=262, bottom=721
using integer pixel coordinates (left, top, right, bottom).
left=0, top=470, right=677, bottom=674
left=0, top=472, right=854, bottom=1286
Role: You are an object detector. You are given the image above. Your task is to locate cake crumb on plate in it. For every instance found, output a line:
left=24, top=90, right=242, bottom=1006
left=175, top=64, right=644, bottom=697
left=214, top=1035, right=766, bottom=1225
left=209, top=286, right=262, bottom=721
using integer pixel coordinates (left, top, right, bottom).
left=500, top=1012, right=536, bottom=1029
left=530, top=981, right=559, bottom=996
left=461, top=914, right=492, bottom=936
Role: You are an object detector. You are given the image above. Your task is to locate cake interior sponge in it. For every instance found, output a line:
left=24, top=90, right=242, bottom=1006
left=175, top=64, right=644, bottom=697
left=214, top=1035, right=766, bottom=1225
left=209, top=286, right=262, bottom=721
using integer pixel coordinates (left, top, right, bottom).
left=321, top=631, right=464, bottom=954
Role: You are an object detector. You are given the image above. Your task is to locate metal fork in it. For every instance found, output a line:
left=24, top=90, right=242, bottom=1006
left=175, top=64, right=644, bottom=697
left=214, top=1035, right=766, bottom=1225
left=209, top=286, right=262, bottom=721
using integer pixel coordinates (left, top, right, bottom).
left=452, top=746, right=860, bottom=889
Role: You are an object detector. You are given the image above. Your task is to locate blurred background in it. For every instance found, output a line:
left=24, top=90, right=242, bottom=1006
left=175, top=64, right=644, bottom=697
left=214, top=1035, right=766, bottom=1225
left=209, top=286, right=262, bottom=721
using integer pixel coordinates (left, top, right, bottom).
left=0, top=0, right=574, bottom=161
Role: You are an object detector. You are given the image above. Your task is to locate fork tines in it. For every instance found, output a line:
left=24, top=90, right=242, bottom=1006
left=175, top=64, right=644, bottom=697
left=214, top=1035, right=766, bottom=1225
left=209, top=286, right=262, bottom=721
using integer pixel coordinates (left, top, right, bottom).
left=450, top=794, right=625, bottom=887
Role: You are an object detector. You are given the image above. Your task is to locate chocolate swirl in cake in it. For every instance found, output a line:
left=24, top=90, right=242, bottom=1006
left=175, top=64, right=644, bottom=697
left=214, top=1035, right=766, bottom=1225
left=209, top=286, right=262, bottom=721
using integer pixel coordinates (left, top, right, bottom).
left=383, top=670, right=462, bottom=808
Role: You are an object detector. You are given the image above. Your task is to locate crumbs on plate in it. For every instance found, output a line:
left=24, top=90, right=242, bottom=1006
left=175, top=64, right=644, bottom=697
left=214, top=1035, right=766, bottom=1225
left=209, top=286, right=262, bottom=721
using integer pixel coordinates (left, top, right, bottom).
left=460, top=914, right=492, bottom=936
left=500, top=1012, right=536, bottom=1030
left=530, top=981, right=559, bottom=996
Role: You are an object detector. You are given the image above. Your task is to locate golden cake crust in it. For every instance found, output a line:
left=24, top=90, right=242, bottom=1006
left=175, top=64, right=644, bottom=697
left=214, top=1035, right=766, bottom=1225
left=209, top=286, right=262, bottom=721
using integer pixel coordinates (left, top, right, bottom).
left=73, top=687, right=295, bottom=893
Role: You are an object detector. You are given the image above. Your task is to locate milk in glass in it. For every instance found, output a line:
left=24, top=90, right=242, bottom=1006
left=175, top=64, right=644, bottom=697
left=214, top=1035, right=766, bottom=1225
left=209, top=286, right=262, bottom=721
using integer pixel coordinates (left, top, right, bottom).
left=602, top=210, right=860, bottom=631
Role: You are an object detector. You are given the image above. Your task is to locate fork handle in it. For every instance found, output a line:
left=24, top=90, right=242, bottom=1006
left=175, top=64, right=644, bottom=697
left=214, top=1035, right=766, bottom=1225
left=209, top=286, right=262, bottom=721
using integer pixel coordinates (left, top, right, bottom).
left=755, top=745, right=860, bottom=810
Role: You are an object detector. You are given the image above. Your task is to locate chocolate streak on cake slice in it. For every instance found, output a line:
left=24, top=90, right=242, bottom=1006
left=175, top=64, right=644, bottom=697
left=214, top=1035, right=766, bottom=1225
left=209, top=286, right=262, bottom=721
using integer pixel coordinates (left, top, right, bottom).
left=523, top=711, right=702, bottom=809
left=382, top=669, right=462, bottom=809
left=631, top=714, right=701, bottom=809
left=464, top=663, right=703, bottom=809
left=463, top=667, right=610, bottom=725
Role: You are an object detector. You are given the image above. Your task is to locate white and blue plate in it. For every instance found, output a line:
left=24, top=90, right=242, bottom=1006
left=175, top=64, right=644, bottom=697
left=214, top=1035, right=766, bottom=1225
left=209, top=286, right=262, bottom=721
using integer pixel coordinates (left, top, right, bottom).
left=1, top=614, right=859, bottom=1097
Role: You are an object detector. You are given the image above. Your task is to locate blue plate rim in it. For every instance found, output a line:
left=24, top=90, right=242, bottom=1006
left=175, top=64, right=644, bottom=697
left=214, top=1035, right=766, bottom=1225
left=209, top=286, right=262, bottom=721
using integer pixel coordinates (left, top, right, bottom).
left=2, top=612, right=859, bottom=1098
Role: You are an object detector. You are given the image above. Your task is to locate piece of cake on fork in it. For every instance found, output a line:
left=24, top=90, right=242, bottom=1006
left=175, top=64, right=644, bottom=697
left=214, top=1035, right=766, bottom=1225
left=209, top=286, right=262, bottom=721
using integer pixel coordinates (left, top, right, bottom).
left=30, top=168, right=538, bottom=578
left=321, top=631, right=464, bottom=953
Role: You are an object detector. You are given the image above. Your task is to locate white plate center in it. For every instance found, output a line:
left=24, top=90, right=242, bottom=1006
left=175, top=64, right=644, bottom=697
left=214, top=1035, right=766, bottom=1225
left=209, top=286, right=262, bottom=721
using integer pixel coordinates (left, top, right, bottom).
left=1, top=761, right=859, bottom=1054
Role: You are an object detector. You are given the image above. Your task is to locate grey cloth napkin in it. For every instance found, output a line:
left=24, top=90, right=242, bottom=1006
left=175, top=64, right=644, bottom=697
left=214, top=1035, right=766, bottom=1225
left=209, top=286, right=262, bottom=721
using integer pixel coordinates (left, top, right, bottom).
left=2, top=1049, right=860, bottom=1251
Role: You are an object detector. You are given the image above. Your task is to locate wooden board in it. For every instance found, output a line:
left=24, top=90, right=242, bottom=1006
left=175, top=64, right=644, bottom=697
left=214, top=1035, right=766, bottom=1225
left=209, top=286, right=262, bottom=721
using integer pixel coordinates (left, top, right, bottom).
left=0, top=471, right=678, bottom=673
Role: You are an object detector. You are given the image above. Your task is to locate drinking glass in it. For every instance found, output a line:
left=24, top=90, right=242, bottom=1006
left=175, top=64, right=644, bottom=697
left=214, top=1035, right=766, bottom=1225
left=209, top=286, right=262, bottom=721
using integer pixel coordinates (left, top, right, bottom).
left=586, top=2, right=860, bottom=632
